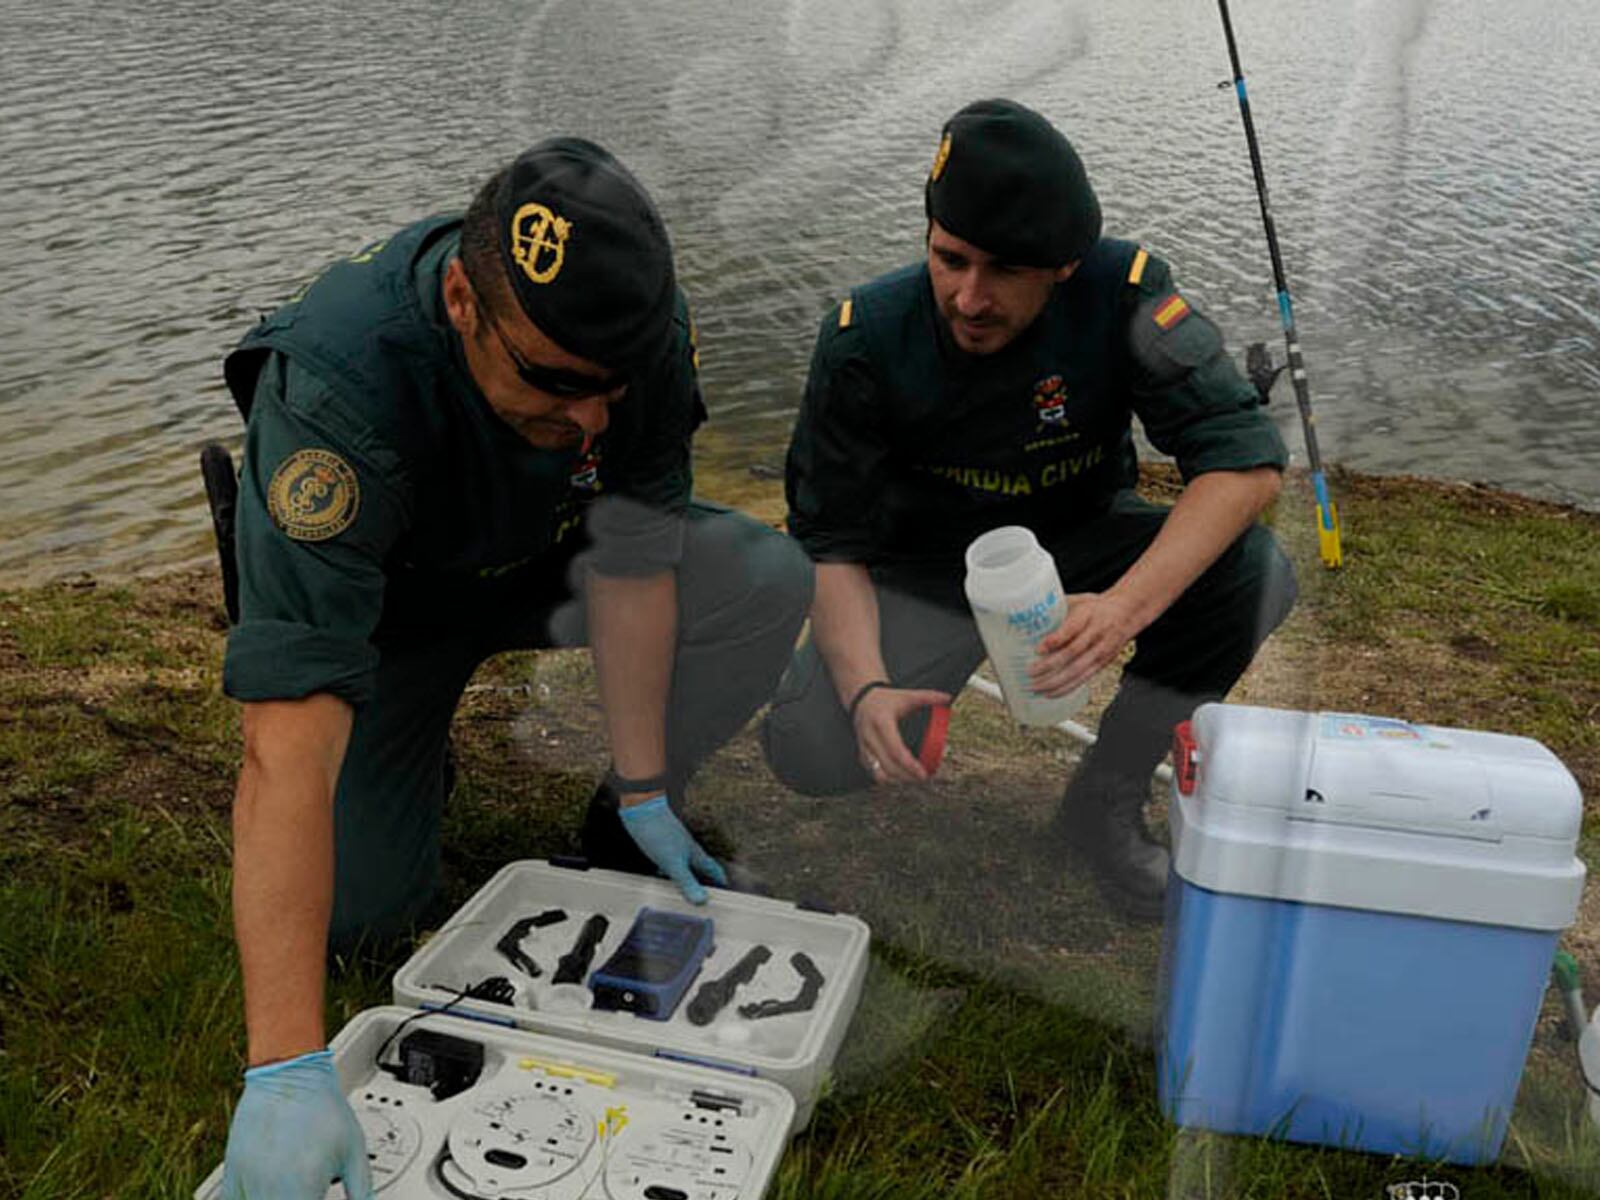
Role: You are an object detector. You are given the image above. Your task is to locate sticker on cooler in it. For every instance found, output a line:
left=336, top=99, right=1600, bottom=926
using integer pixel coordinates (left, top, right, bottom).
left=1318, top=712, right=1438, bottom=743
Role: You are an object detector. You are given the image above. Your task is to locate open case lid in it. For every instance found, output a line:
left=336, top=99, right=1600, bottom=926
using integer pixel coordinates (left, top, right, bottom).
left=195, top=1005, right=797, bottom=1199
left=391, top=861, right=871, bottom=1108
left=1171, top=704, right=1586, bottom=929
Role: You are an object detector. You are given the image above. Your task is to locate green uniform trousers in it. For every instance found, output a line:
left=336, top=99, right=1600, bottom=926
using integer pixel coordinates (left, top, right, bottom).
left=330, top=502, right=812, bottom=947
left=761, top=491, right=1296, bottom=795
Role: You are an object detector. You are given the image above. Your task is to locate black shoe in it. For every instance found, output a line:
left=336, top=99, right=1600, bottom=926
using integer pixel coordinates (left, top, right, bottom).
left=1052, top=772, right=1169, bottom=922
left=579, top=783, right=661, bottom=878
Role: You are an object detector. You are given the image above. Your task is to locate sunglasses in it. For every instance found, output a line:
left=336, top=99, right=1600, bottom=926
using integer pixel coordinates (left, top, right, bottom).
left=473, top=288, right=628, bottom=400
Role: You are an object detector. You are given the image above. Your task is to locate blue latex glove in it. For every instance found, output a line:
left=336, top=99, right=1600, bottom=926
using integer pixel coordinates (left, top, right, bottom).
left=618, top=793, right=728, bottom=905
left=221, top=1048, right=374, bottom=1200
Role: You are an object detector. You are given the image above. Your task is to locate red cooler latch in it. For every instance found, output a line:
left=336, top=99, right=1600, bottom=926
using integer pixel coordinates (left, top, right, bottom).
left=1173, top=720, right=1199, bottom=796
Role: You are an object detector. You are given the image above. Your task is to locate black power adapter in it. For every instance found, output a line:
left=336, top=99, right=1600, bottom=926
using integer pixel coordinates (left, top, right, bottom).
left=395, top=1029, right=484, bottom=1101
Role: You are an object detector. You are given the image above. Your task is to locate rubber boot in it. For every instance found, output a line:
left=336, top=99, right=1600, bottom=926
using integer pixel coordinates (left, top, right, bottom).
left=1053, top=770, right=1169, bottom=922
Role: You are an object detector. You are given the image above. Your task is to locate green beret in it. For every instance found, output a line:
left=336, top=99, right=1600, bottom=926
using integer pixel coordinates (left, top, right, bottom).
left=924, top=98, right=1101, bottom=268
left=495, top=138, right=676, bottom=370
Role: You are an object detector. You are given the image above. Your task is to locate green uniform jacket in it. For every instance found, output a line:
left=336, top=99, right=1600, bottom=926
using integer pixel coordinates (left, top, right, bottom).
left=785, top=238, right=1287, bottom=569
left=221, top=217, right=705, bottom=707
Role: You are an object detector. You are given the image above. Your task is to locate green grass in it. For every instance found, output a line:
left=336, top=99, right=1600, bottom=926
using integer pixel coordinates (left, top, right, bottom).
left=1279, top=472, right=1600, bottom=777
left=3, top=470, right=1600, bottom=1198
left=0, top=700, right=124, bottom=801
left=3, top=585, right=160, bottom=669
left=2, top=818, right=237, bottom=1197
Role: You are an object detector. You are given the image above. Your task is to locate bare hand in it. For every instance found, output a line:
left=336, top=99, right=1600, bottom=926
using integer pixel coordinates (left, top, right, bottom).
left=852, top=686, right=953, bottom=785
left=1029, top=592, right=1143, bottom=697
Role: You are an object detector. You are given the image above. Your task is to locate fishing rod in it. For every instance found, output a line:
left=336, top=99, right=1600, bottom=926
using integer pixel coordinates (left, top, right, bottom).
left=1216, top=0, right=1344, bottom=568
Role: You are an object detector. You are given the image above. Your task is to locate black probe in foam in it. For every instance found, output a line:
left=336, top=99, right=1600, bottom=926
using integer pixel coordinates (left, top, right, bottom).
left=494, top=908, right=567, bottom=978
left=686, top=945, right=772, bottom=1026
left=553, top=913, right=610, bottom=985
left=739, top=952, right=825, bottom=1019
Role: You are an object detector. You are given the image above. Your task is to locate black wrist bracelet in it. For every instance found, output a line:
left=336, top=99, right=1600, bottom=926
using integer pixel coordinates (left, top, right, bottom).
left=847, top=680, right=892, bottom=721
left=603, top=767, right=672, bottom=796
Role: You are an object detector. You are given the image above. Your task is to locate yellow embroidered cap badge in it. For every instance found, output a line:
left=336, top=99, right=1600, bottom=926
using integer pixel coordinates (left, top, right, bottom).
left=510, top=202, right=573, bottom=285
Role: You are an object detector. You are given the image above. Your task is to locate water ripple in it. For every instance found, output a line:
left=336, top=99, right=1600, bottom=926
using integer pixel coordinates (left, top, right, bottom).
left=0, top=0, right=1596, bottom=584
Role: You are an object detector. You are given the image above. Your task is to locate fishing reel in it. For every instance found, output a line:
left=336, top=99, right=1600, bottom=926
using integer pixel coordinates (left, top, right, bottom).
left=1244, top=341, right=1283, bottom=406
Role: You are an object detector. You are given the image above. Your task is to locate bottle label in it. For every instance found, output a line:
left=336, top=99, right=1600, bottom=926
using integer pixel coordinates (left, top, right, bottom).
left=1005, top=590, right=1060, bottom=641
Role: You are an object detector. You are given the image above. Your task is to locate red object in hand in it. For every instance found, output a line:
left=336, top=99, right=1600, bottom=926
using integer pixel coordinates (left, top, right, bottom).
left=917, top=704, right=951, bottom=777
left=1173, top=720, right=1199, bottom=796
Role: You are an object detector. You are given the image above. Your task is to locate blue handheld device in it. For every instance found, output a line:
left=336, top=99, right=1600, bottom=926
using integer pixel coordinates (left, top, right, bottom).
left=589, top=907, right=715, bottom=1020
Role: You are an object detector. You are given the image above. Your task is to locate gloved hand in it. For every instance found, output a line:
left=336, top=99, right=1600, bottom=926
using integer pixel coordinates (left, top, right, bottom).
left=221, top=1048, right=374, bottom=1200
left=618, top=793, right=728, bottom=905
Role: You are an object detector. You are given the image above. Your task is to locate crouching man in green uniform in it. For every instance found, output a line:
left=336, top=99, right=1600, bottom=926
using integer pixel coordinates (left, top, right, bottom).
left=762, top=99, right=1296, bottom=920
left=217, top=139, right=811, bottom=1198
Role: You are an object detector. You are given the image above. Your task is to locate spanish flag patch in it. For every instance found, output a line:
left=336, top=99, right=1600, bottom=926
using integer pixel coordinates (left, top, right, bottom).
left=1153, top=295, right=1190, bottom=330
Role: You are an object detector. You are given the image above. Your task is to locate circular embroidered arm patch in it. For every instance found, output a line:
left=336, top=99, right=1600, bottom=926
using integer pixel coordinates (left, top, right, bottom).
left=266, top=448, right=361, bottom=541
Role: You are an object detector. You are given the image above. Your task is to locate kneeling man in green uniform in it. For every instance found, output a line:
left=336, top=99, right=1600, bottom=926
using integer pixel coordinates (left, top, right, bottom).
left=218, top=139, right=811, bottom=1197
left=763, top=99, right=1296, bottom=920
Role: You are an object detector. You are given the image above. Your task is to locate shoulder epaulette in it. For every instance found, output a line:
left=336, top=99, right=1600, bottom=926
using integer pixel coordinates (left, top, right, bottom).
left=1127, top=247, right=1150, bottom=287
left=838, top=298, right=855, bottom=329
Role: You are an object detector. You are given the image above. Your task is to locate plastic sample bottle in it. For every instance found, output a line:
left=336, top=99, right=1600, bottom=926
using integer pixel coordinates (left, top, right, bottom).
left=963, top=526, right=1087, bottom=726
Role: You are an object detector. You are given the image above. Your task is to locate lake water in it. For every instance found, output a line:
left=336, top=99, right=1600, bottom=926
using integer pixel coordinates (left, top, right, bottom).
left=2, top=0, right=1596, bottom=584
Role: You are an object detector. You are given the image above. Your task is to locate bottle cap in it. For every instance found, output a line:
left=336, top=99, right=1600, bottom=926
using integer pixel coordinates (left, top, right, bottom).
left=916, top=704, right=951, bottom=776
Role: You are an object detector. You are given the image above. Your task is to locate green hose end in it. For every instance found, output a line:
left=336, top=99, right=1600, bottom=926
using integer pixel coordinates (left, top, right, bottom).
left=1555, top=950, right=1581, bottom=992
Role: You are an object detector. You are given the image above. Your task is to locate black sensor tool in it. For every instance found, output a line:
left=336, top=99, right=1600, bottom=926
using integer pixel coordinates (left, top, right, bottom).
left=686, top=944, right=772, bottom=1026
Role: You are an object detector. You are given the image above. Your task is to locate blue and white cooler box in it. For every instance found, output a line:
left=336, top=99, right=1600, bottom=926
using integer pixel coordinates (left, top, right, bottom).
left=1157, top=704, right=1586, bottom=1164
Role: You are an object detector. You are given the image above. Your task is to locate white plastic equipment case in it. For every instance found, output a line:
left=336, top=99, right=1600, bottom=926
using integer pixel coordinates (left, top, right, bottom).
left=391, top=860, right=872, bottom=1134
left=1158, top=704, right=1586, bottom=1164
left=195, top=1006, right=796, bottom=1200
left=195, top=861, right=866, bottom=1198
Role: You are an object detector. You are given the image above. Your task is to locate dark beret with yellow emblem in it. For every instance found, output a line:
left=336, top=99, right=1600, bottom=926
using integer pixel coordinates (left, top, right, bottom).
left=495, top=137, right=676, bottom=370
left=925, top=98, right=1101, bottom=268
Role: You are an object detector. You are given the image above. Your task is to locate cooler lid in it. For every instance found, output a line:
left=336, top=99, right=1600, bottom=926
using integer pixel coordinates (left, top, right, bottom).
left=1302, top=714, right=1499, bottom=841
left=1171, top=704, right=1586, bottom=929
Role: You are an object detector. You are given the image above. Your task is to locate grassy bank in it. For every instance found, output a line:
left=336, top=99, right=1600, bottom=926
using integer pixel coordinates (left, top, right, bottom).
left=2, top=467, right=1599, bottom=1199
